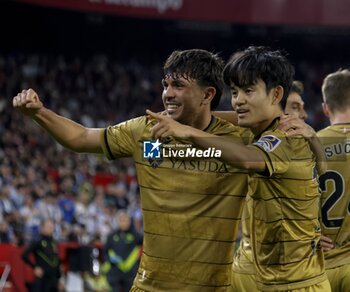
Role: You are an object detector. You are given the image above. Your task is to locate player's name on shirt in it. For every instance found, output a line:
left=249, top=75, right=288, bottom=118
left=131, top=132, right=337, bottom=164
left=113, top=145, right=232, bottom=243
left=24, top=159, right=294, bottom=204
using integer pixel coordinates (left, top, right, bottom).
left=321, top=139, right=350, bottom=158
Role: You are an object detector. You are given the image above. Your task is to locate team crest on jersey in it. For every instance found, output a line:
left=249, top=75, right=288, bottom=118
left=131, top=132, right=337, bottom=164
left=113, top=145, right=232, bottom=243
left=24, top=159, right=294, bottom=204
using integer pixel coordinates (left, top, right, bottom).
left=254, top=135, right=281, bottom=152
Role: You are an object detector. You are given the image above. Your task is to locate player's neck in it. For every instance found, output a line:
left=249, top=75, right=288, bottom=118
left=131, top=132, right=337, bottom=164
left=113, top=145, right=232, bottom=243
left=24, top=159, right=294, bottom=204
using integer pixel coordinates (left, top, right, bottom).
left=250, top=108, right=283, bottom=135
left=330, top=110, right=350, bottom=125
left=188, top=109, right=213, bottom=131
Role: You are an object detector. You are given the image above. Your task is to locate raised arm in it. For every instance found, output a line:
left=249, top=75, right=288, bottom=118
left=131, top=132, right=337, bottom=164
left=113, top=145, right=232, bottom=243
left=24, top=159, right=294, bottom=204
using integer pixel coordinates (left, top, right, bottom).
left=13, top=89, right=103, bottom=153
left=146, top=109, right=266, bottom=172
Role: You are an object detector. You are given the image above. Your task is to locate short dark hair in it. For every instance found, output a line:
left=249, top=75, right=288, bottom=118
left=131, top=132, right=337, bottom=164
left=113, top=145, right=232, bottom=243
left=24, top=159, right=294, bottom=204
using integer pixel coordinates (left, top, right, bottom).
left=290, top=80, right=304, bottom=95
left=322, top=69, right=350, bottom=113
left=163, top=49, right=225, bottom=110
left=223, top=46, right=294, bottom=106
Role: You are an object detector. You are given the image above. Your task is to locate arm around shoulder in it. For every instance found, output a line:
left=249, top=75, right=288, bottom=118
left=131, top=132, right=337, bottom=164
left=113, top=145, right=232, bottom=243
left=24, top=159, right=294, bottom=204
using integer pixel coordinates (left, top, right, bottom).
left=147, top=109, right=267, bottom=172
left=190, top=130, right=267, bottom=172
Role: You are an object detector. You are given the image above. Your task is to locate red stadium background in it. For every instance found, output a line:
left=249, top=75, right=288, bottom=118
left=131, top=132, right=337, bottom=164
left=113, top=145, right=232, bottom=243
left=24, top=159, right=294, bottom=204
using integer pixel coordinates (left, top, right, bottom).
left=14, top=0, right=350, bottom=26
left=1, top=0, right=350, bottom=291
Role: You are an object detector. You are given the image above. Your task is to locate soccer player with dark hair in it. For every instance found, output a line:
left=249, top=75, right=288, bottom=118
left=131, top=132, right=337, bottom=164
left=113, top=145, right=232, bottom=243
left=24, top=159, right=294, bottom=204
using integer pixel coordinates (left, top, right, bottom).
left=148, top=46, right=331, bottom=291
left=229, top=79, right=330, bottom=291
left=13, top=49, right=248, bottom=291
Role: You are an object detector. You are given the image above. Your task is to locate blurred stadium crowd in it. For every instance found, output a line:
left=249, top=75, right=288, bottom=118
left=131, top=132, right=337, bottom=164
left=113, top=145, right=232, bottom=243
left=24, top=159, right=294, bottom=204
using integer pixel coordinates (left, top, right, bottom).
left=0, top=50, right=344, bottom=246
left=1, top=1, right=350, bottom=290
left=0, top=54, right=158, bottom=246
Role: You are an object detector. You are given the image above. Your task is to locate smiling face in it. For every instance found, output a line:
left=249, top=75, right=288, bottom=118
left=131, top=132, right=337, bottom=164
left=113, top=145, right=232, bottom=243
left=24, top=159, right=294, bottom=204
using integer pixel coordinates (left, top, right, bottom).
left=161, top=75, right=213, bottom=129
left=223, top=47, right=295, bottom=134
left=231, top=79, right=283, bottom=134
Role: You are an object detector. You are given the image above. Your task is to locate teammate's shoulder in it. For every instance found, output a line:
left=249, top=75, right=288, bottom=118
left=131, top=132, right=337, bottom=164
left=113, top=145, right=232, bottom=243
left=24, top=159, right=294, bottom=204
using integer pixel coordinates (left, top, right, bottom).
left=317, top=124, right=350, bottom=137
left=211, top=116, right=245, bottom=136
left=317, top=126, right=333, bottom=137
left=259, top=118, right=287, bottom=139
left=108, top=115, right=151, bottom=129
left=128, top=115, right=150, bottom=125
left=257, top=126, right=287, bottom=146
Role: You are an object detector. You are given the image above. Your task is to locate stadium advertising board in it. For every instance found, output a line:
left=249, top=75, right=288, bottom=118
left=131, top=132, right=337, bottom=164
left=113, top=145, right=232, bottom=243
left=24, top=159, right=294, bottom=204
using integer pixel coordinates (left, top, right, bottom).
left=15, top=0, right=350, bottom=27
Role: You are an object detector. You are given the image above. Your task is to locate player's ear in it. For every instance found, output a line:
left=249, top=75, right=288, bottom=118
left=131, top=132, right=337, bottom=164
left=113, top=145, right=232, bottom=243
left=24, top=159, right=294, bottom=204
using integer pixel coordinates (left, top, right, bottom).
left=202, top=86, right=216, bottom=105
left=322, top=102, right=330, bottom=117
left=271, top=86, right=284, bottom=105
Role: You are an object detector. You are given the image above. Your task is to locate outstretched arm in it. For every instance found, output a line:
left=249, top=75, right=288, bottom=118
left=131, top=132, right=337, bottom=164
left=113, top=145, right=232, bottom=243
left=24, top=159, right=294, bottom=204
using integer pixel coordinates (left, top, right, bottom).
left=146, top=109, right=266, bottom=172
left=13, top=89, right=103, bottom=153
left=279, top=115, right=327, bottom=175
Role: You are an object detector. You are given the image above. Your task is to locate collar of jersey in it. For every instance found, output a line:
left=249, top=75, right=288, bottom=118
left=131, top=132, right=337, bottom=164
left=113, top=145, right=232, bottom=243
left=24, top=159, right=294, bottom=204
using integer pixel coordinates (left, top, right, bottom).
left=254, top=117, right=280, bottom=140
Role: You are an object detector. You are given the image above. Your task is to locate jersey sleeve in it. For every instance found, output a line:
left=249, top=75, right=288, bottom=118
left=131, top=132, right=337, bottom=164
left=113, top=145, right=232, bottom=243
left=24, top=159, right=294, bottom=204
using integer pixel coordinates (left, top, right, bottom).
left=250, top=130, right=292, bottom=177
left=99, top=116, right=147, bottom=160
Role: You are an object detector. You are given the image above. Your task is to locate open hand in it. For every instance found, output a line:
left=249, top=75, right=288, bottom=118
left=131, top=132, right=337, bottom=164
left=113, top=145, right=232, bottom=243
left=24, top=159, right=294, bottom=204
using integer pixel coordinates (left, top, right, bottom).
left=34, top=266, right=44, bottom=278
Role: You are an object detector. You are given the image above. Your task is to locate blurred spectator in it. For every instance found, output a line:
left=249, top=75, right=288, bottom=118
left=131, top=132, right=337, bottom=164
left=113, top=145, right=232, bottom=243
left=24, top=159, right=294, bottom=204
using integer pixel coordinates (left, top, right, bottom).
left=0, top=184, right=15, bottom=216
left=74, top=182, right=93, bottom=228
left=0, top=220, right=12, bottom=243
left=35, top=192, right=62, bottom=240
left=58, top=175, right=76, bottom=225
left=86, top=189, right=109, bottom=242
left=102, top=210, right=142, bottom=292
left=22, top=219, right=62, bottom=292
left=105, top=183, right=129, bottom=211
left=19, top=194, right=41, bottom=242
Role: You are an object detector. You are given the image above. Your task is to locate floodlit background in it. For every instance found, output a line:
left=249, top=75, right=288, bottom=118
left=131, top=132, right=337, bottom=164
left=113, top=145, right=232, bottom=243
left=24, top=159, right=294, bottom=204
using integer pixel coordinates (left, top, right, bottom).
left=1, top=0, right=350, bottom=290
